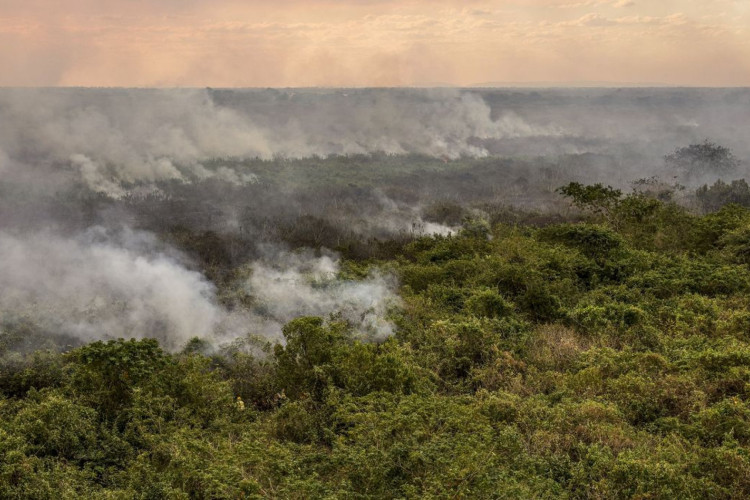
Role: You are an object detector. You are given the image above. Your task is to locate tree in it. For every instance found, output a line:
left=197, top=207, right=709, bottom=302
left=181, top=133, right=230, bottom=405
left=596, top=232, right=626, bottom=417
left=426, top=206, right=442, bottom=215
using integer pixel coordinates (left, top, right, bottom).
left=696, top=179, right=750, bottom=213
left=665, top=140, right=739, bottom=181
left=273, top=317, right=348, bottom=400
left=556, top=182, right=622, bottom=219
left=71, top=338, right=169, bottom=418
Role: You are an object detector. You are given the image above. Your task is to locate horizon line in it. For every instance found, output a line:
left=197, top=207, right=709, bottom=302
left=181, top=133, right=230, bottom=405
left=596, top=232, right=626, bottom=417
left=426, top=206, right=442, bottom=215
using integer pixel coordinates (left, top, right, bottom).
left=1, top=84, right=750, bottom=90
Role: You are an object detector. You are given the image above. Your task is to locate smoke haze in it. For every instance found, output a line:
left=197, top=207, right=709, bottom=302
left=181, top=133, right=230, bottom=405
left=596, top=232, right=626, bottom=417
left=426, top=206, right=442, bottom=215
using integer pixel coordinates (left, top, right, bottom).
left=246, top=249, right=399, bottom=341
left=1, top=88, right=749, bottom=350
left=0, top=88, right=566, bottom=196
left=0, top=228, right=221, bottom=350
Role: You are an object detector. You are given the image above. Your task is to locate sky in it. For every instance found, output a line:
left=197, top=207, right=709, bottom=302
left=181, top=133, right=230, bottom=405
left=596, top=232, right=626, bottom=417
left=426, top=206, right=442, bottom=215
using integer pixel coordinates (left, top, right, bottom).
left=1, top=0, right=749, bottom=87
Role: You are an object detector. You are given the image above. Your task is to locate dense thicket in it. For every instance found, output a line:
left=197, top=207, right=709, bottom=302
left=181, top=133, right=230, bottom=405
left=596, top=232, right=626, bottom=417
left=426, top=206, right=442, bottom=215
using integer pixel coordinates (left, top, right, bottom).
left=3, top=181, right=750, bottom=498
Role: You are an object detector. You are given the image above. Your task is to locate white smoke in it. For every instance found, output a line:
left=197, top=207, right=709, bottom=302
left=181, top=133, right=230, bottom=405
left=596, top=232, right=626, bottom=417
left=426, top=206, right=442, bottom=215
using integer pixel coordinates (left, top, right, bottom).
left=363, top=193, right=457, bottom=236
left=246, top=248, right=400, bottom=341
left=266, top=91, right=562, bottom=160
left=0, top=89, right=269, bottom=196
left=0, top=88, right=560, bottom=196
left=0, top=228, right=400, bottom=349
left=0, top=228, right=223, bottom=350
left=0, top=147, right=10, bottom=174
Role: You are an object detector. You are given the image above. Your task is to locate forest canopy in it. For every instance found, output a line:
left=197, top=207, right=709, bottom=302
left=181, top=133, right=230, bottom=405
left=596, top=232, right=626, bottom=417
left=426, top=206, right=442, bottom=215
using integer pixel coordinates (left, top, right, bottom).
left=1, top=88, right=750, bottom=498
left=2, top=175, right=750, bottom=498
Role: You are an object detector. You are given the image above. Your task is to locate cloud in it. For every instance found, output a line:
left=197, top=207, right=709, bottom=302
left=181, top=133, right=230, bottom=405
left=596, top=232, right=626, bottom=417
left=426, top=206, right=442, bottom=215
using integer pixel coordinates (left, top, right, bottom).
left=559, top=0, right=635, bottom=8
left=568, top=13, right=616, bottom=26
left=0, top=0, right=748, bottom=86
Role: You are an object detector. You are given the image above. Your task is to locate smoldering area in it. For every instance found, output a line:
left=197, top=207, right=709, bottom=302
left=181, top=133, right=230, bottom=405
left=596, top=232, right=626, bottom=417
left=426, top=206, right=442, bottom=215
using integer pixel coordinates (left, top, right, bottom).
left=1, top=87, right=748, bottom=351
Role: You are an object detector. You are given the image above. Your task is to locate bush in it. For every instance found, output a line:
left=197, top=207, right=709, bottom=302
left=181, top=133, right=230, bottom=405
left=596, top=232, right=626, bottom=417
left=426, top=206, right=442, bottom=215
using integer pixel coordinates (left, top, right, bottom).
left=11, top=391, right=97, bottom=460
left=71, top=338, right=170, bottom=418
left=538, top=224, right=623, bottom=261
left=465, top=289, right=514, bottom=319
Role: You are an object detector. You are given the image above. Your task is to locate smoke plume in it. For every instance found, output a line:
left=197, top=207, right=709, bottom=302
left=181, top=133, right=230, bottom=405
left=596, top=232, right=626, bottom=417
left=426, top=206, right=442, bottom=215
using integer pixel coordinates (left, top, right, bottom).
left=245, top=248, right=399, bottom=341
left=0, top=228, right=401, bottom=350
left=0, top=88, right=559, bottom=196
left=2, top=88, right=748, bottom=351
left=0, top=228, right=222, bottom=350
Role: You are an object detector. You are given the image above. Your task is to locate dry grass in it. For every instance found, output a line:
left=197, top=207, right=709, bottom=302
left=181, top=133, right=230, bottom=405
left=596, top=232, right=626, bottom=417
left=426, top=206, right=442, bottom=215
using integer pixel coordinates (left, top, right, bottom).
left=527, top=324, right=589, bottom=371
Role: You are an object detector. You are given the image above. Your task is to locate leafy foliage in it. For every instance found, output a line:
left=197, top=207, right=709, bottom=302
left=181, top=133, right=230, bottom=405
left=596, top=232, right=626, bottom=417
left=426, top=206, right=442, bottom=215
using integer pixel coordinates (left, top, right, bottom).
left=665, top=141, right=740, bottom=180
left=3, top=183, right=750, bottom=497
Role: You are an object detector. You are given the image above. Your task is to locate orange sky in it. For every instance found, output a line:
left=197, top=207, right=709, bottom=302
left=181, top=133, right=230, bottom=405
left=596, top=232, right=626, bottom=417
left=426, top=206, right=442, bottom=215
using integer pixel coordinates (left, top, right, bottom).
left=1, top=0, right=749, bottom=86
